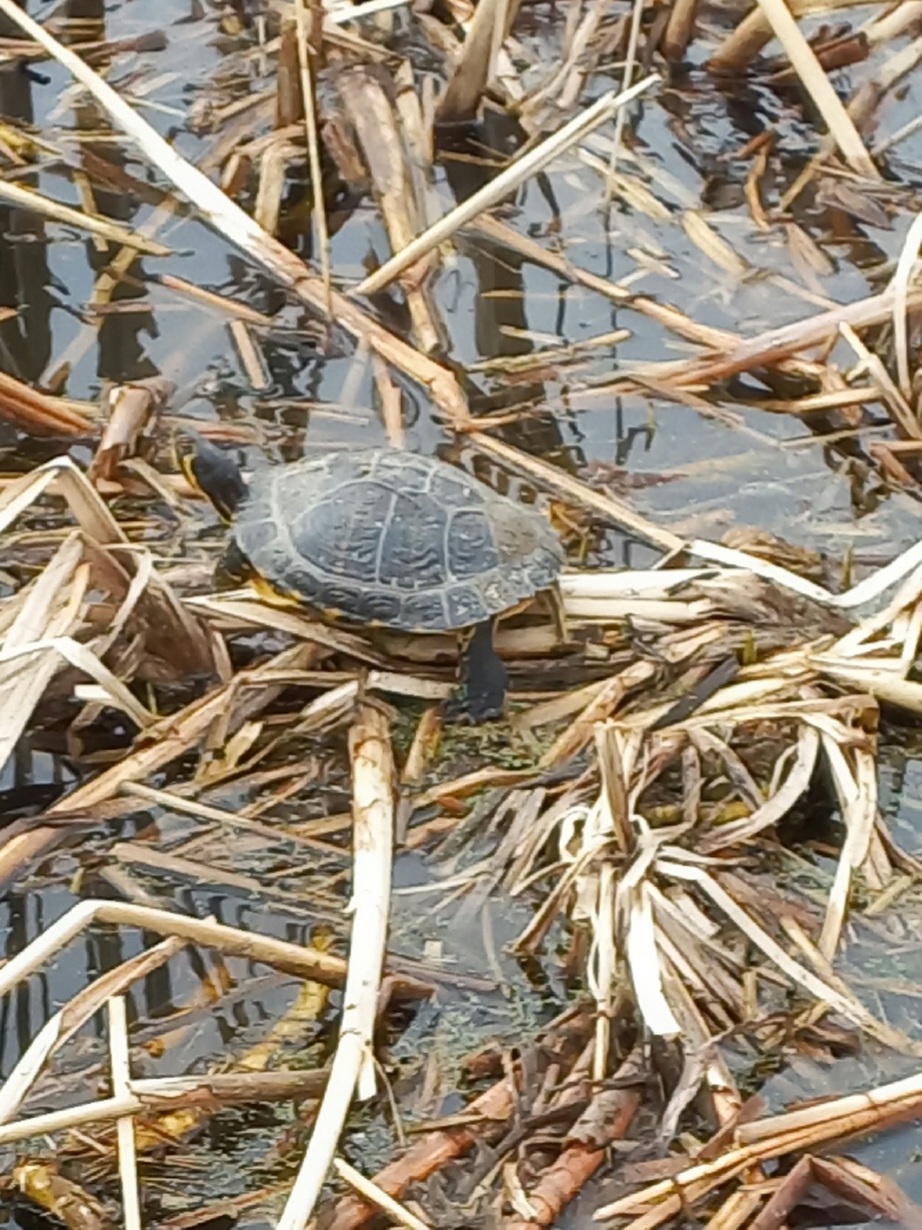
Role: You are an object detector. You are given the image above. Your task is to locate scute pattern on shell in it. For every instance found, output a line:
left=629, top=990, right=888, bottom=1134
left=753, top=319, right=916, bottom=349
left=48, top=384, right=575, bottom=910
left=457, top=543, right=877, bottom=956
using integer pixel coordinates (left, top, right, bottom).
left=234, top=448, right=564, bottom=631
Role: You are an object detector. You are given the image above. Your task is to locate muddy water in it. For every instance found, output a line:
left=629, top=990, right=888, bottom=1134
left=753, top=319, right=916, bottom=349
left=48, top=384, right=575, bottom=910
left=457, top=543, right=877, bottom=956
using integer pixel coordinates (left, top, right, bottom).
left=4, top=0, right=922, bottom=1224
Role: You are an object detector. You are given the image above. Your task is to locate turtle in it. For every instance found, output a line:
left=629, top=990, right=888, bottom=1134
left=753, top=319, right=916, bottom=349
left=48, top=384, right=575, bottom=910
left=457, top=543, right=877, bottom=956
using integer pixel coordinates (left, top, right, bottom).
left=176, top=434, right=566, bottom=722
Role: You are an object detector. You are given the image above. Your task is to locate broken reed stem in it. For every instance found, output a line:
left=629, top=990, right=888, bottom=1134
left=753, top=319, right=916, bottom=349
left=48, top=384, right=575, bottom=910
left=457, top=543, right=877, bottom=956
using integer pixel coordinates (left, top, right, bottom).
left=0, top=179, right=173, bottom=255
left=0, top=935, right=186, bottom=1126
left=357, top=74, right=659, bottom=296
left=295, top=0, right=332, bottom=319
left=753, top=0, right=877, bottom=179
left=0, top=0, right=469, bottom=424
left=108, top=996, right=141, bottom=1230
left=594, top=1073, right=922, bottom=1223
left=0, top=899, right=349, bottom=1004
left=277, top=703, right=395, bottom=1230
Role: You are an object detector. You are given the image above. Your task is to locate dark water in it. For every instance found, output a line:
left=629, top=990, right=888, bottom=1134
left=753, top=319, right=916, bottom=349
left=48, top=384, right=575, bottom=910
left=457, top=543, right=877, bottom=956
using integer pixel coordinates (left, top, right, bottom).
left=4, top=0, right=922, bottom=1225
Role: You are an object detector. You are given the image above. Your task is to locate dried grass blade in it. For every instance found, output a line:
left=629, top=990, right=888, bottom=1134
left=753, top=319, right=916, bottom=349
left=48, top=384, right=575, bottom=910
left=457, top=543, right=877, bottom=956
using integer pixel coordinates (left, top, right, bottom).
left=624, top=880, right=680, bottom=1037
left=294, top=0, right=332, bottom=317
left=0, top=368, right=95, bottom=436
left=700, top=724, right=820, bottom=851
left=0, top=537, right=87, bottom=778
left=657, top=863, right=877, bottom=1031
left=818, top=737, right=882, bottom=958
left=0, top=636, right=155, bottom=728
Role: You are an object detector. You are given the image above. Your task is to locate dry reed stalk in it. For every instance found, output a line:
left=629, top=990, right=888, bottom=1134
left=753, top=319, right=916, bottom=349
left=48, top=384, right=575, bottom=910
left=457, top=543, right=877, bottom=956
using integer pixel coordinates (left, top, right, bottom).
left=0, top=935, right=185, bottom=1125
left=337, top=67, right=443, bottom=352
left=276, top=17, right=304, bottom=127
left=505, top=1087, right=641, bottom=1229
left=0, top=178, right=173, bottom=254
left=186, top=593, right=389, bottom=664
left=436, top=0, right=521, bottom=123
left=108, top=996, right=141, bottom=1230
left=708, top=0, right=870, bottom=73
left=635, top=279, right=922, bottom=392
left=357, top=75, right=658, bottom=296
left=607, top=0, right=644, bottom=184
left=332, top=1159, right=431, bottom=1230
left=130, top=1070, right=327, bottom=1102
left=295, top=0, right=332, bottom=319
left=373, top=353, right=406, bottom=447
left=0, top=367, right=95, bottom=435
left=471, top=214, right=738, bottom=350
left=228, top=318, right=271, bottom=389
left=153, top=272, right=275, bottom=322
left=393, top=61, right=437, bottom=229
left=0, top=1094, right=153, bottom=1147
left=756, top=0, right=878, bottom=178
left=253, top=136, right=292, bottom=235
left=277, top=702, right=395, bottom=1230
left=470, top=433, right=681, bottom=552
left=40, top=198, right=180, bottom=390
left=0, top=0, right=470, bottom=424
left=324, top=1008, right=593, bottom=1230
left=838, top=320, right=921, bottom=438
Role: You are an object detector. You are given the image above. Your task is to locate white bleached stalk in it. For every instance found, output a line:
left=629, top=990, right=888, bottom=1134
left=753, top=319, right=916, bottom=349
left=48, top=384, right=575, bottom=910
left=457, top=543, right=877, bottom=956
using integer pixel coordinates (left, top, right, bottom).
left=276, top=704, right=394, bottom=1230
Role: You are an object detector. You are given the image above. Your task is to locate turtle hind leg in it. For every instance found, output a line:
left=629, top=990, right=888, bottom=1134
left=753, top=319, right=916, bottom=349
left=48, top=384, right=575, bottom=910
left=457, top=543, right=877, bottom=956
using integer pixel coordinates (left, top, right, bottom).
left=449, top=620, right=507, bottom=723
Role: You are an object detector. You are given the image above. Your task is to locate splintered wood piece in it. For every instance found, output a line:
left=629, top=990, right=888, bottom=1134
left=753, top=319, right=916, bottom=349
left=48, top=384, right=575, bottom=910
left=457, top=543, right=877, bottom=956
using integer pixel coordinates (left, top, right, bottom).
left=88, top=376, right=175, bottom=482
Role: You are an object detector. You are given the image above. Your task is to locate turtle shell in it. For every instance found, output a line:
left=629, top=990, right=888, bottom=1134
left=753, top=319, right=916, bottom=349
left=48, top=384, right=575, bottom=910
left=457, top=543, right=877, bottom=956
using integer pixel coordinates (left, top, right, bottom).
left=234, top=448, right=564, bottom=631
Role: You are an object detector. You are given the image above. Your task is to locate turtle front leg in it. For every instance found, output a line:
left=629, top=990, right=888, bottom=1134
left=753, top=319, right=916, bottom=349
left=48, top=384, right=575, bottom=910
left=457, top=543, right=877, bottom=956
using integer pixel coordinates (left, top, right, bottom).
left=216, top=538, right=250, bottom=589
left=456, top=620, right=507, bottom=723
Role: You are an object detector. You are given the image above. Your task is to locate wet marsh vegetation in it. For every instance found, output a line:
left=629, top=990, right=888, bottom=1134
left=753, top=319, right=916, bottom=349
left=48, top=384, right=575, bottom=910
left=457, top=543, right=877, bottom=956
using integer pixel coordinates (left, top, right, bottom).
left=8, top=0, right=922, bottom=1227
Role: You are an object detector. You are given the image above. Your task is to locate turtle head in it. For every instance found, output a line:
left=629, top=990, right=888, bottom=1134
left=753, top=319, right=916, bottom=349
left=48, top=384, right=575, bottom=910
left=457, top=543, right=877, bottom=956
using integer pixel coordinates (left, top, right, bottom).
left=174, top=430, right=247, bottom=523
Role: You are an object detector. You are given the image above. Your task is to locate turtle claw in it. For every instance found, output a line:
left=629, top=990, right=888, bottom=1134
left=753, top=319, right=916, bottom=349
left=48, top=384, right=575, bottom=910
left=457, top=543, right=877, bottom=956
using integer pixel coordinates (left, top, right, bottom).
left=443, top=686, right=504, bottom=725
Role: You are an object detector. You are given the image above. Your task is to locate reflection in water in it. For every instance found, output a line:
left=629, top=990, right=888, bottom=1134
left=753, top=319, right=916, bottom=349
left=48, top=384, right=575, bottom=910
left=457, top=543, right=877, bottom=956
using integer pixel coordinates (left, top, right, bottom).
left=0, top=45, right=53, bottom=385
left=437, top=112, right=589, bottom=479
left=69, top=0, right=160, bottom=387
